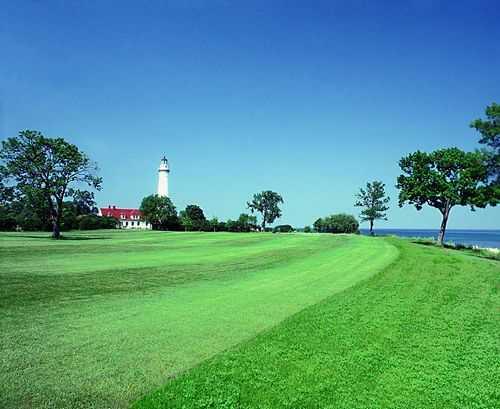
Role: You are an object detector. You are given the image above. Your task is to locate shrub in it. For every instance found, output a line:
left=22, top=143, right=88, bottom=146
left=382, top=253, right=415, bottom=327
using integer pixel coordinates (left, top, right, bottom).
left=224, top=214, right=258, bottom=232
left=78, top=215, right=117, bottom=230
left=313, top=214, right=359, bottom=234
left=0, top=207, right=17, bottom=231
left=273, top=224, right=294, bottom=233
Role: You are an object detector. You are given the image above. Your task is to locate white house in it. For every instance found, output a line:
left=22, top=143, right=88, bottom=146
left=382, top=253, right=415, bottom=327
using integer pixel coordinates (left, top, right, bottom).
left=99, top=206, right=151, bottom=229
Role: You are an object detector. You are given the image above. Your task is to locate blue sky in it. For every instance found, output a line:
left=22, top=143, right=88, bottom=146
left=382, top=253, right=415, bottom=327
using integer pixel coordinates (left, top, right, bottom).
left=1, top=0, right=499, bottom=229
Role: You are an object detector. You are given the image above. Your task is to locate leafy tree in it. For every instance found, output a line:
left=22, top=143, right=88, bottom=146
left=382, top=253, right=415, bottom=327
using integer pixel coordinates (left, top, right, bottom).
left=0, top=203, right=16, bottom=230
left=247, top=190, right=283, bottom=230
left=303, top=225, right=312, bottom=233
left=470, top=102, right=499, bottom=202
left=70, top=189, right=98, bottom=216
left=224, top=214, right=257, bottom=232
left=204, top=217, right=228, bottom=232
left=225, top=218, right=238, bottom=232
left=212, top=218, right=228, bottom=232
left=313, top=218, right=323, bottom=232
left=60, top=202, right=79, bottom=231
left=140, top=194, right=178, bottom=230
left=185, top=205, right=205, bottom=222
left=208, top=217, right=220, bottom=232
left=179, top=211, right=194, bottom=231
left=0, top=130, right=101, bottom=238
left=179, top=204, right=207, bottom=231
left=397, top=148, right=489, bottom=245
left=354, top=180, right=390, bottom=234
left=314, top=214, right=359, bottom=234
left=237, top=213, right=258, bottom=232
left=60, top=195, right=99, bottom=231
left=1, top=166, right=47, bottom=231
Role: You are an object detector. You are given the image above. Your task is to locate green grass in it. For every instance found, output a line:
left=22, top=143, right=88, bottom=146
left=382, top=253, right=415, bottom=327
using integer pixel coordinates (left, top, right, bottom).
left=134, top=238, right=500, bottom=409
left=0, top=230, right=398, bottom=409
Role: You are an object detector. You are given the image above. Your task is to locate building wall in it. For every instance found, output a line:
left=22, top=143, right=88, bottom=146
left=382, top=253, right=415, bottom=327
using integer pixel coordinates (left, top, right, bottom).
left=157, top=170, right=169, bottom=197
left=119, top=219, right=151, bottom=230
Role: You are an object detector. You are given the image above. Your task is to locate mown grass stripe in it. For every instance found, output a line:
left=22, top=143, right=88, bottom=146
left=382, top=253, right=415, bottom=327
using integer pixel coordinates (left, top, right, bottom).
left=0, top=231, right=396, bottom=409
left=133, top=238, right=499, bottom=409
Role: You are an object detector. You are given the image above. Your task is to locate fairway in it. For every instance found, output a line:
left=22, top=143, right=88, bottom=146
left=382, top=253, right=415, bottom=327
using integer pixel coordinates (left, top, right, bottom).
left=135, top=238, right=499, bottom=409
left=0, top=231, right=397, bottom=409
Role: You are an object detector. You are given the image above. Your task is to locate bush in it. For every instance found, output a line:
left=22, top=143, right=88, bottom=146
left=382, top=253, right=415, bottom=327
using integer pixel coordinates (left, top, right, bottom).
left=78, top=215, right=117, bottom=230
left=273, top=224, right=294, bottom=233
left=0, top=207, right=17, bottom=231
left=225, top=214, right=258, bottom=232
left=313, top=214, right=359, bottom=234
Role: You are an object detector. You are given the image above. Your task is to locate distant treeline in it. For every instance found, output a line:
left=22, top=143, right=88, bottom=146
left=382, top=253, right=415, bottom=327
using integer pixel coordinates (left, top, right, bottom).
left=0, top=197, right=117, bottom=232
left=1, top=103, right=498, bottom=241
left=139, top=193, right=287, bottom=233
left=138, top=197, right=294, bottom=233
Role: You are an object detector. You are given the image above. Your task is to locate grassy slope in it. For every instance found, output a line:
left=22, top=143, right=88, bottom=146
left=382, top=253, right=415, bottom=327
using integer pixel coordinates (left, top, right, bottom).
left=0, top=231, right=397, bottom=409
left=134, top=238, right=500, bottom=409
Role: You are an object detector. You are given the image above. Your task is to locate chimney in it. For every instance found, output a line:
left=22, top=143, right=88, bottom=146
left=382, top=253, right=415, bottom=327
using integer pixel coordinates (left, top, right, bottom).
left=112, top=205, right=116, bottom=210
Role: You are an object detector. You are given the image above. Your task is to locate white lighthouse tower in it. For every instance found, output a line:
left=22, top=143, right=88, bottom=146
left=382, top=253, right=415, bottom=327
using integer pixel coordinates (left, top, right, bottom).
left=157, top=156, right=170, bottom=197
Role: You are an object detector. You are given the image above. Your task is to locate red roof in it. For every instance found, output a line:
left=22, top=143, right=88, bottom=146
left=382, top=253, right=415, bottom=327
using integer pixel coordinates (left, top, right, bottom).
left=100, top=207, right=144, bottom=220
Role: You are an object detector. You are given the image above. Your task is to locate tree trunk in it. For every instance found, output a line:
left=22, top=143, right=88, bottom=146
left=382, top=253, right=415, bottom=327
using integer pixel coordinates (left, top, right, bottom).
left=50, top=198, right=62, bottom=239
left=437, top=205, right=451, bottom=246
left=52, top=221, right=61, bottom=239
left=369, top=220, right=374, bottom=235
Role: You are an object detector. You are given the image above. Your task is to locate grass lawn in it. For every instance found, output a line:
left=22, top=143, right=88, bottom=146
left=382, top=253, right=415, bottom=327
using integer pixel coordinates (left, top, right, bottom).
left=135, top=237, right=500, bottom=409
left=0, top=231, right=397, bottom=409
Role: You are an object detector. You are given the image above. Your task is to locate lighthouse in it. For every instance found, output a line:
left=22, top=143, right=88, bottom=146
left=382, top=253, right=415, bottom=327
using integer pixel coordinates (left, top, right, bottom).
left=157, top=156, right=170, bottom=197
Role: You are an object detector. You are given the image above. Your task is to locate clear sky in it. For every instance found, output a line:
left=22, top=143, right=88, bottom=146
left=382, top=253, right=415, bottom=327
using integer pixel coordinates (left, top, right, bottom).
left=1, top=0, right=499, bottom=229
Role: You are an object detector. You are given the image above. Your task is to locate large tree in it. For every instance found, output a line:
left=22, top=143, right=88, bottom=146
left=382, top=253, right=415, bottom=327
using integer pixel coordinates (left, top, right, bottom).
left=0, top=130, right=101, bottom=238
left=354, top=180, right=390, bottom=234
left=470, top=102, right=499, bottom=203
left=396, top=148, right=489, bottom=245
left=140, top=194, right=178, bottom=230
left=247, top=190, right=283, bottom=230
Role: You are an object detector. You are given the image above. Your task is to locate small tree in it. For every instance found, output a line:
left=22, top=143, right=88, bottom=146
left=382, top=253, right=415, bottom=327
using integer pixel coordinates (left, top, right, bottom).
left=179, top=211, right=194, bottom=231
left=354, top=181, right=390, bottom=234
left=237, top=213, right=258, bottom=232
left=179, top=204, right=207, bottom=231
left=397, top=148, right=489, bottom=245
left=225, top=219, right=238, bottom=232
left=0, top=130, right=101, bottom=239
left=247, top=190, right=283, bottom=230
left=303, top=225, right=312, bottom=233
left=140, top=194, right=178, bottom=230
left=208, top=217, right=219, bottom=232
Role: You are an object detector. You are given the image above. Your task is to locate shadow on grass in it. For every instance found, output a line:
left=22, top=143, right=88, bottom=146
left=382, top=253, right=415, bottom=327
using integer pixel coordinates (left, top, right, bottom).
left=60, top=235, right=111, bottom=241
left=9, top=234, right=110, bottom=241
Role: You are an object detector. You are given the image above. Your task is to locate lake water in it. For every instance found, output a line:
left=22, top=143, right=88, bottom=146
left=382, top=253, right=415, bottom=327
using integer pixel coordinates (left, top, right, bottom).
left=360, top=229, right=500, bottom=249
